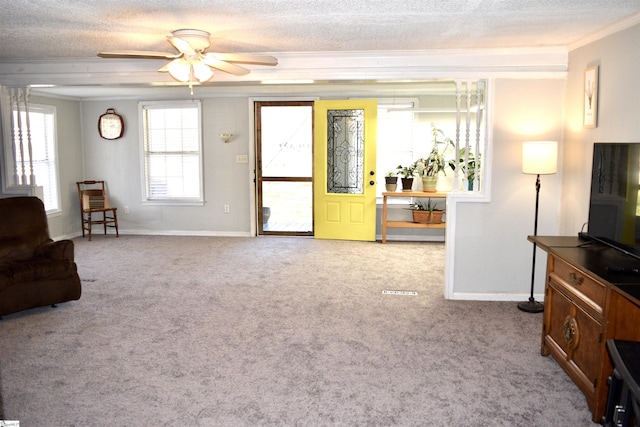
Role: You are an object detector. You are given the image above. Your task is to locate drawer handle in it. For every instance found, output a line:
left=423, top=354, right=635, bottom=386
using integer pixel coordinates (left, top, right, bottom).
left=563, top=316, right=579, bottom=350
left=568, top=272, right=583, bottom=286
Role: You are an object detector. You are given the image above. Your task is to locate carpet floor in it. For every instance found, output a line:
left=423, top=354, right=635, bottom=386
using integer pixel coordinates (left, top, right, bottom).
left=0, top=235, right=593, bottom=426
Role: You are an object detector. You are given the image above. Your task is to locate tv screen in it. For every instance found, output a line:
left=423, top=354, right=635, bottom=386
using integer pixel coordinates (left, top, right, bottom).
left=587, top=142, right=640, bottom=259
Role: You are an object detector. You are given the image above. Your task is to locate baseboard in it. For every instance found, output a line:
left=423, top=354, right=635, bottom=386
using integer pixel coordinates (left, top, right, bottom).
left=62, top=230, right=441, bottom=241
left=116, top=229, right=253, bottom=237
left=449, top=292, right=545, bottom=302
left=377, top=234, right=445, bottom=242
left=54, top=231, right=83, bottom=241
left=52, top=229, right=253, bottom=241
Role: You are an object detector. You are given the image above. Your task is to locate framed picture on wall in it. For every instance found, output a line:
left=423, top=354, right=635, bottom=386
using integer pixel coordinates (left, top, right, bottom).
left=583, top=65, right=599, bottom=128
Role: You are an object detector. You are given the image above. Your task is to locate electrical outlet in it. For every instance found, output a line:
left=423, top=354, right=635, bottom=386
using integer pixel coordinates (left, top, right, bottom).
left=124, top=206, right=129, bottom=214
left=224, top=204, right=230, bottom=213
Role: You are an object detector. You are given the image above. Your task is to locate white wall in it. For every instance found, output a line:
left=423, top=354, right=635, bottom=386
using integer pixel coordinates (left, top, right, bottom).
left=560, top=24, right=640, bottom=235
left=79, top=91, right=464, bottom=240
left=450, top=23, right=640, bottom=300
left=450, top=78, right=565, bottom=299
left=80, top=97, right=253, bottom=235
left=30, top=94, right=85, bottom=238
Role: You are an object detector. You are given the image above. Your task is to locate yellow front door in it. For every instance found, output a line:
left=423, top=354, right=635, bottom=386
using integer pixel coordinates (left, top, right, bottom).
left=313, top=99, right=377, bottom=241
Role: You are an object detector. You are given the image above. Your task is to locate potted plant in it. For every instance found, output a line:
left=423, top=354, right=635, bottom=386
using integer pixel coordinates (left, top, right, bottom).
left=384, top=171, right=398, bottom=192
left=414, top=124, right=454, bottom=192
left=409, top=198, right=444, bottom=224
left=449, top=147, right=481, bottom=190
left=396, top=164, right=415, bottom=192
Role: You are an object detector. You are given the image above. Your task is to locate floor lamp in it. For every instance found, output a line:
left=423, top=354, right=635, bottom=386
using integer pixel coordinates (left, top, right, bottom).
left=519, top=141, right=558, bottom=313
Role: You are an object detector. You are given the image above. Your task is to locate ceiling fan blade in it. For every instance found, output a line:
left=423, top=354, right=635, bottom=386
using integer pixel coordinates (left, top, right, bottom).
left=167, top=34, right=196, bottom=55
left=98, top=50, right=178, bottom=59
left=202, top=55, right=250, bottom=76
left=208, top=53, right=278, bottom=66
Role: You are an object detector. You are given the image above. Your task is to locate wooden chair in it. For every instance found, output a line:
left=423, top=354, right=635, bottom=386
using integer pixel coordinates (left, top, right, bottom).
left=76, top=180, right=119, bottom=241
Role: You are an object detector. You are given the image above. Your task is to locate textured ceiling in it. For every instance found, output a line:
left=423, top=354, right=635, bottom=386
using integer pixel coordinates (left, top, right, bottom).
left=1, top=0, right=640, bottom=60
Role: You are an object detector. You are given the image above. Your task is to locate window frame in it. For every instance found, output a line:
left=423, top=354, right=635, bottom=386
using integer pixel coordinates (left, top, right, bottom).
left=376, top=98, right=419, bottom=199
left=11, top=103, right=61, bottom=213
left=138, top=100, right=204, bottom=206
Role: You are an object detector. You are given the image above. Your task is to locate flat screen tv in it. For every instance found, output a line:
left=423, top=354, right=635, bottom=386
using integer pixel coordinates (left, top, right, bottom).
left=587, top=142, right=640, bottom=260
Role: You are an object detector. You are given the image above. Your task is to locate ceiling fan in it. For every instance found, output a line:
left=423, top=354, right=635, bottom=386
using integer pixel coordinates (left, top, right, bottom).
left=98, top=29, right=278, bottom=93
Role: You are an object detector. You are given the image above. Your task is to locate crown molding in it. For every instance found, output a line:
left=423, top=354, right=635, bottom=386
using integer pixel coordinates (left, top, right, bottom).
left=569, top=11, right=640, bottom=51
left=0, top=47, right=568, bottom=89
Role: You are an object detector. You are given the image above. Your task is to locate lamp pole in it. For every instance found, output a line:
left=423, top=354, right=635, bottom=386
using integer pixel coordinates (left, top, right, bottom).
left=519, top=140, right=557, bottom=313
left=518, top=173, right=544, bottom=313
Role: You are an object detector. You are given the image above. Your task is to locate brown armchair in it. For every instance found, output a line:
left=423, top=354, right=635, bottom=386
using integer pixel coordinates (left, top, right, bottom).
left=0, top=196, right=81, bottom=317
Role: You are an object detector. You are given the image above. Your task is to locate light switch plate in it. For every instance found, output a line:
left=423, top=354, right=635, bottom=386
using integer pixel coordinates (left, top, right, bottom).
left=236, top=154, right=248, bottom=164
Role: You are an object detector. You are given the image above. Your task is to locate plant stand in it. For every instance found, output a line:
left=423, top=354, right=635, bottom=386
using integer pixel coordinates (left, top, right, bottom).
left=381, top=191, right=447, bottom=243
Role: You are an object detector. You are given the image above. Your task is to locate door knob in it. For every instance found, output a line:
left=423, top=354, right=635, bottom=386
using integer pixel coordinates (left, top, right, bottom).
left=370, top=180, right=375, bottom=185
left=370, top=171, right=375, bottom=175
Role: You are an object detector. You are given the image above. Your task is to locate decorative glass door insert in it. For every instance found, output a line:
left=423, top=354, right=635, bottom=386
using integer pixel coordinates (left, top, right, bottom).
left=327, top=109, right=364, bottom=195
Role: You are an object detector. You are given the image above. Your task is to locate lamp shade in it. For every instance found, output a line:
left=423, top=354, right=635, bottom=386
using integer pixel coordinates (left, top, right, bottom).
left=522, top=141, right=558, bottom=175
left=167, top=58, right=191, bottom=82
left=192, top=61, right=214, bottom=82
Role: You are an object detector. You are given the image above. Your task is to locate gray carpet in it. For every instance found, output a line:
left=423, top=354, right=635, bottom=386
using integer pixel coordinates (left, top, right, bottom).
left=0, top=235, right=593, bottom=426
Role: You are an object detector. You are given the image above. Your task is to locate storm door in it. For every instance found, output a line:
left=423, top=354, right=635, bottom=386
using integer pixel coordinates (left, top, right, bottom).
left=255, top=101, right=314, bottom=236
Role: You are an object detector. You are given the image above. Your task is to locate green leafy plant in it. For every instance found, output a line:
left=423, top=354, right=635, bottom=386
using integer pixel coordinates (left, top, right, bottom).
left=449, top=147, right=481, bottom=181
left=410, top=198, right=441, bottom=212
left=413, top=124, right=454, bottom=177
left=396, top=164, right=416, bottom=178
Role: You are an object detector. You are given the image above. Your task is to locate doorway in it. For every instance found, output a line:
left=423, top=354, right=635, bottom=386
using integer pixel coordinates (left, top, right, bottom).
left=255, top=101, right=314, bottom=236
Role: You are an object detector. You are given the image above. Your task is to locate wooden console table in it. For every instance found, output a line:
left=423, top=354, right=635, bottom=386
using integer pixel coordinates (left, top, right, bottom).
left=530, top=236, right=640, bottom=422
left=381, top=191, right=447, bottom=243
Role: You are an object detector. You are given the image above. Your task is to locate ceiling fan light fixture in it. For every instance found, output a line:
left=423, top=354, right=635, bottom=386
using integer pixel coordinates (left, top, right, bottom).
left=170, top=29, right=211, bottom=51
left=192, top=61, right=214, bottom=82
left=167, top=58, right=191, bottom=82
left=99, top=28, right=278, bottom=94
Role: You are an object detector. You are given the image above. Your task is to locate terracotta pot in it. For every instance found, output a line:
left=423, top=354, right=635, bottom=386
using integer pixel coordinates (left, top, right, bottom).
left=412, top=209, right=443, bottom=224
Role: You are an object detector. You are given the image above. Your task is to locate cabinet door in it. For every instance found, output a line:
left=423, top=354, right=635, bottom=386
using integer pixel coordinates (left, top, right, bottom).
left=545, top=280, right=603, bottom=399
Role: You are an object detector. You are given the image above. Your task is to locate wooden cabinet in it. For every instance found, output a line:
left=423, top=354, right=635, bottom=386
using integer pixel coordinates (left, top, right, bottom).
left=543, top=254, right=606, bottom=411
left=381, top=191, right=446, bottom=243
left=532, top=236, right=640, bottom=423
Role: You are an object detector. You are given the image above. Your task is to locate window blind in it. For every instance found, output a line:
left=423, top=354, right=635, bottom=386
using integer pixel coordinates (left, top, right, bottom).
left=141, top=102, right=202, bottom=201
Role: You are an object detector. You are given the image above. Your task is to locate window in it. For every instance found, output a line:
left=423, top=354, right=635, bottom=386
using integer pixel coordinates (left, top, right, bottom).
left=376, top=80, right=487, bottom=196
left=12, top=104, right=59, bottom=212
left=140, top=100, right=203, bottom=203
left=377, top=99, right=417, bottom=196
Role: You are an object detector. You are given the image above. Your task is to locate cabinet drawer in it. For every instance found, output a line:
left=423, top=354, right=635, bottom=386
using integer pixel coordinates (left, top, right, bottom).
left=549, top=255, right=606, bottom=316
